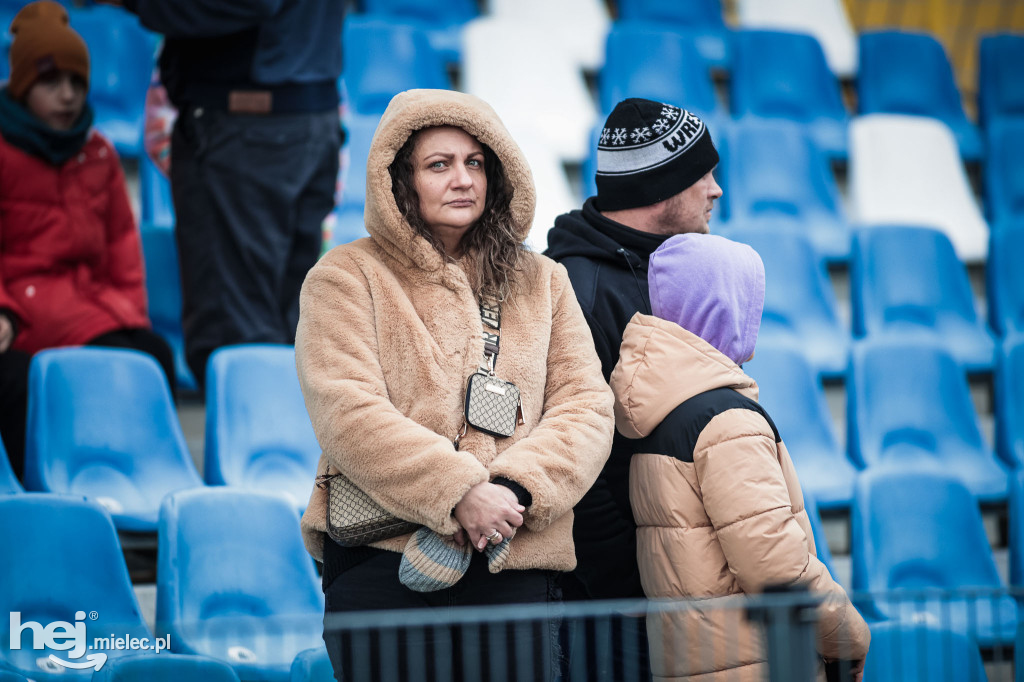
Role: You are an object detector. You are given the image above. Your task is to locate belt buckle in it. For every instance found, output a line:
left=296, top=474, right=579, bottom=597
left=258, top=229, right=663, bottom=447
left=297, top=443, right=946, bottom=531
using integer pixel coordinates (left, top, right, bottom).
left=228, top=90, right=273, bottom=114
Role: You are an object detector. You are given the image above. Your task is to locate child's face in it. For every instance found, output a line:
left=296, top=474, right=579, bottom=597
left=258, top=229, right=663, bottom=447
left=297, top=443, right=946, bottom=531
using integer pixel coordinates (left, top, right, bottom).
left=25, top=69, right=86, bottom=131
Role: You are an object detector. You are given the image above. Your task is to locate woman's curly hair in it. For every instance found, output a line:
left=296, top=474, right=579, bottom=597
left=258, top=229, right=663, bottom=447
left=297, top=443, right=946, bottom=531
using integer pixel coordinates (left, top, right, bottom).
left=389, top=127, right=534, bottom=302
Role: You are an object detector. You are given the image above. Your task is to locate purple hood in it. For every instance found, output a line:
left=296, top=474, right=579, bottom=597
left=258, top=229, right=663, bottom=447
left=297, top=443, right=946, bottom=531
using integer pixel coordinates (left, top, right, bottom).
left=648, top=234, right=765, bottom=365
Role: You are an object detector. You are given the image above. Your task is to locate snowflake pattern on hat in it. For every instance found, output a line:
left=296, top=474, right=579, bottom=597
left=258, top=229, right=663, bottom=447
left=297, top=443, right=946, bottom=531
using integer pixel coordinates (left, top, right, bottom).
left=599, top=102, right=687, bottom=148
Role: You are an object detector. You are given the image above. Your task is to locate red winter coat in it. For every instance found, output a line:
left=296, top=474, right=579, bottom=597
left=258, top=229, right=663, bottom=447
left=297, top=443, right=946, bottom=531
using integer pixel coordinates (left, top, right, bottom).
left=0, top=131, right=149, bottom=354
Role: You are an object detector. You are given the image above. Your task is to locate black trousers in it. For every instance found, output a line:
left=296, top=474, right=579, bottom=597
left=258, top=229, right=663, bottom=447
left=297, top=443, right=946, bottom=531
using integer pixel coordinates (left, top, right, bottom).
left=0, top=349, right=29, bottom=479
left=323, top=549, right=562, bottom=682
left=87, top=328, right=177, bottom=398
left=170, top=106, right=341, bottom=386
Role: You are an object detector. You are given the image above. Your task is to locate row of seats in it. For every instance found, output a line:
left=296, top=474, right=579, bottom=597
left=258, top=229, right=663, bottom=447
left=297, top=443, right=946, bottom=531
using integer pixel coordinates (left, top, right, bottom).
left=746, top=333, right=1024, bottom=510
left=0, top=490, right=328, bottom=682
left=0, top=475, right=1016, bottom=680
left=1, top=344, right=320, bottom=534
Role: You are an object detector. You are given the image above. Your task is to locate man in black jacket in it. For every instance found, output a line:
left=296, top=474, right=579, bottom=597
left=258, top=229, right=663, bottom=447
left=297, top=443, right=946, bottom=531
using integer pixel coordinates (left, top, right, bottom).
left=545, top=98, right=722, bottom=678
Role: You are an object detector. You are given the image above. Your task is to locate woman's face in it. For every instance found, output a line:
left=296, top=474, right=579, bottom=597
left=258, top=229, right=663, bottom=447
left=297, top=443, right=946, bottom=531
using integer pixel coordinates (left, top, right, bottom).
left=411, top=126, right=487, bottom=250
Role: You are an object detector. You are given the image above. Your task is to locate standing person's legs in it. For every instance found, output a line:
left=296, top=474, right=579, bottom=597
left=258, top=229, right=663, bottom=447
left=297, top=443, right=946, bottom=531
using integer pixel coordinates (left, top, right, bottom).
left=86, top=328, right=177, bottom=397
left=452, top=554, right=563, bottom=682
left=281, top=111, right=341, bottom=339
left=0, top=349, right=30, bottom=480
left=170, top=108, right=339, bottom=386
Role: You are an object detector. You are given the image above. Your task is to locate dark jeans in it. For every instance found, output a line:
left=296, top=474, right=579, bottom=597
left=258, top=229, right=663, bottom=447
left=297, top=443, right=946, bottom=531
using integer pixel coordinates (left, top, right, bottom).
left=0, top=349, right=29, bottom=479
left=323, top=549, right=562, bottom=682
left=87, top=328, right=177, bottom=398
left=170, top=106, right=341, bottom=386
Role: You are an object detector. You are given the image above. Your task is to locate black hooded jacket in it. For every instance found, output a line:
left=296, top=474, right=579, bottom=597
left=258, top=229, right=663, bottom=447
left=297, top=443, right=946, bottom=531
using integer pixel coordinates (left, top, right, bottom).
left=545, top=197, right=670, bottom=600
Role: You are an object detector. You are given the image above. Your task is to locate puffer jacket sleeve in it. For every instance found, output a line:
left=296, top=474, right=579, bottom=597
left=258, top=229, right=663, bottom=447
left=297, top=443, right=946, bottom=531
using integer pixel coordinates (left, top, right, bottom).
left=295, top=250, right=490, bottom=535
left=487, top=265, right=615, bottom=531
left=695, top=409, right=870, bottom=662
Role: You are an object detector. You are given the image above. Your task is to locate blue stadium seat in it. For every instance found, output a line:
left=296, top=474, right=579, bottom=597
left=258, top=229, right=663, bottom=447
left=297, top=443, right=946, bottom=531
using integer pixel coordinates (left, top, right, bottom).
left=719, top=119, right=850, bottom=263
left=22, top=348, right=203, bottom=532
left=857, top=31, right=983, bottom=161
left=0, top=438, right=22, bottom=495
left=91, top=654, right=240, bottom=682
left=0, top=494, right=153, bottom=681
left=157, top=488, right=323, bottom=682
left=289, top=647, right=333, bottom=682
left=358, top=0, right=478, bottom=64
left=733, top=228, right=848, bottom=379
left=204, top=344, right=320, bottom=511
left=802, top=493, right=839, bottom=583
left=70, top=5, right=159, bottom=159
left=863, top=621, right=989, bottom=682
left=851, top=468, right=1017, bottom=647
left=988, top=225, right=1024, bottom=340
left=342, top=17, right=450, bottom=116
left=139, top=155, right=175, bottom=229
left=745, top=346, right=856, bottom=509
left=978, top=33, right=1024, bottom=128
left=847, top=339, right=1008, bottom=503
left=599, top=22, right=722, bottom=122
left=996, top=341, right=1024, bottom=471
left=730, top=30, right=849, bottom=158
left=139, top=226, right=198, bottom=392
left=850, top=226, right=996, bottom=373
left=0, top=671, right=29, bottom=682
left=614, top=0, right=730, bottom=68
left=983, top=118, right=1024, bottom=227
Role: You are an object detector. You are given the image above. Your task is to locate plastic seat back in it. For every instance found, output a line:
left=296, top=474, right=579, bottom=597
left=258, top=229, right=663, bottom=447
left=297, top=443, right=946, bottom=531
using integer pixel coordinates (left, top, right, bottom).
left=289, top=646, right=334, bottom=682
left=858, top=31, right=981, bottom=159
left=988, top=225, right=1024, bottom=339
left=984, top=118, right=1024, bottom=226
left=851, top=468, right=1016, bottom=645
left=722, top=120, right=849, bottom=262
left=849, top=114, right=988, bottom=262
left=979, top=34, right=1024, bottom=128
left=70, top=5, right=158, bottom=158
left=139, top=226, right=197, bottom=392
left=731, top=29, right=846, bottom=119
left=847, top=339, right=1007, bottom=502
left=23, top=348, right=202, bottom=531
left=600, top=22, right=721, bottom=119
left=850, top=226, right=995, bottom=372
left=735, top=0, right=857, bottom=78
left=204, top=344, right=320, bottom=510
left=91, top=654, right=240, bottom=682
left=731, top=228, right=847, bottom=378
left=0, top=495, right=151, bottom=678
left=343, top=17, right=449, bottom=116
left=997, top=341, right=1024, bottom=471
left=0, top=437, right=22, bottom=495
left=745, top=346, right=855, bottom=509
left=863, top=621, right=988, bottom=682
left=614, top=0, right=729, bottom=67
left=157, top=488, right=323, bottom=679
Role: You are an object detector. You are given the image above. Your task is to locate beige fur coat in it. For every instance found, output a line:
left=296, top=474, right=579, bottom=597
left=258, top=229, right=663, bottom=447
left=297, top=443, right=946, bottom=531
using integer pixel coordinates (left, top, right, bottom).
left=296, top=89, right=614, bottom=572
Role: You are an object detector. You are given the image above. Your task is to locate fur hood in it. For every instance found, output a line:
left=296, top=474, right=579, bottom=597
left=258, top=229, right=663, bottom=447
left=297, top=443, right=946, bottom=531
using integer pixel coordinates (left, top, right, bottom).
left=364, top=88, right=536, bottom=280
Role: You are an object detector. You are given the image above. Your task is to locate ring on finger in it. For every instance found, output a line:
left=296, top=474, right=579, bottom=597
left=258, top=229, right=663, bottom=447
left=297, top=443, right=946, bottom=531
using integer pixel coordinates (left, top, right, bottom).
left=486, top=530, right=501, bottom=543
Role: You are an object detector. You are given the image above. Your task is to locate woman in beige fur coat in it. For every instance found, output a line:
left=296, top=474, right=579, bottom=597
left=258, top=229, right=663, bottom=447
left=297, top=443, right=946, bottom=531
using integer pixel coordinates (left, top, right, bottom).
left=295, top=89, right=614, bottom=681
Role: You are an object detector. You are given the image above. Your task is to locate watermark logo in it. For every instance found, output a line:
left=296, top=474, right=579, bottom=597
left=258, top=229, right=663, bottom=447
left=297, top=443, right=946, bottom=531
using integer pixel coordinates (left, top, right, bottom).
left=9, top=611, right=170, bottom=672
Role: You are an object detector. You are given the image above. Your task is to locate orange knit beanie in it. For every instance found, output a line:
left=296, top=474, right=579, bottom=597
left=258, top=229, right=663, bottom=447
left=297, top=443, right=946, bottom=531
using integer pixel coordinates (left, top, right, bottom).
left=8, top=1, right=90, bottom=100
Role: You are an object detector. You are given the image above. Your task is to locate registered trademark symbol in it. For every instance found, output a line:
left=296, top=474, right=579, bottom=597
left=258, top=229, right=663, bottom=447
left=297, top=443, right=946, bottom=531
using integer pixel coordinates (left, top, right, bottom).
left=89, top=611, right=99, bottom=621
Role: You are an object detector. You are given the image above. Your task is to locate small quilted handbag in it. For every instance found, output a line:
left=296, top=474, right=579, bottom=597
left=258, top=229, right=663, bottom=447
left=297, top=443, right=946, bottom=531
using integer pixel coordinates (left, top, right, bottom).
left=317, top=470, right=418, bottom=547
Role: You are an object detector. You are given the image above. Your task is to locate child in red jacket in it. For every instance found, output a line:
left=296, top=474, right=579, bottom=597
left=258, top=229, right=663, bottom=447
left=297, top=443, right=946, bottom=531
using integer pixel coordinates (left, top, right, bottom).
left=0, top=1, right=175, bottom=479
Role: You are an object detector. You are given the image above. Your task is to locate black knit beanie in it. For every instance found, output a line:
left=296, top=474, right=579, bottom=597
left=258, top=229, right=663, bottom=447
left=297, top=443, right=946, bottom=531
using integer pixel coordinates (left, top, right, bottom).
left=595, top=99, right=719, bottom=211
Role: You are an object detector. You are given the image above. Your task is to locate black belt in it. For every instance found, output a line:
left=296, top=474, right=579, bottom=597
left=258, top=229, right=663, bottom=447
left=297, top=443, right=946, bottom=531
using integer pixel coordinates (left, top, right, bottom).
left=182, top=80, right=339, bottom=115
